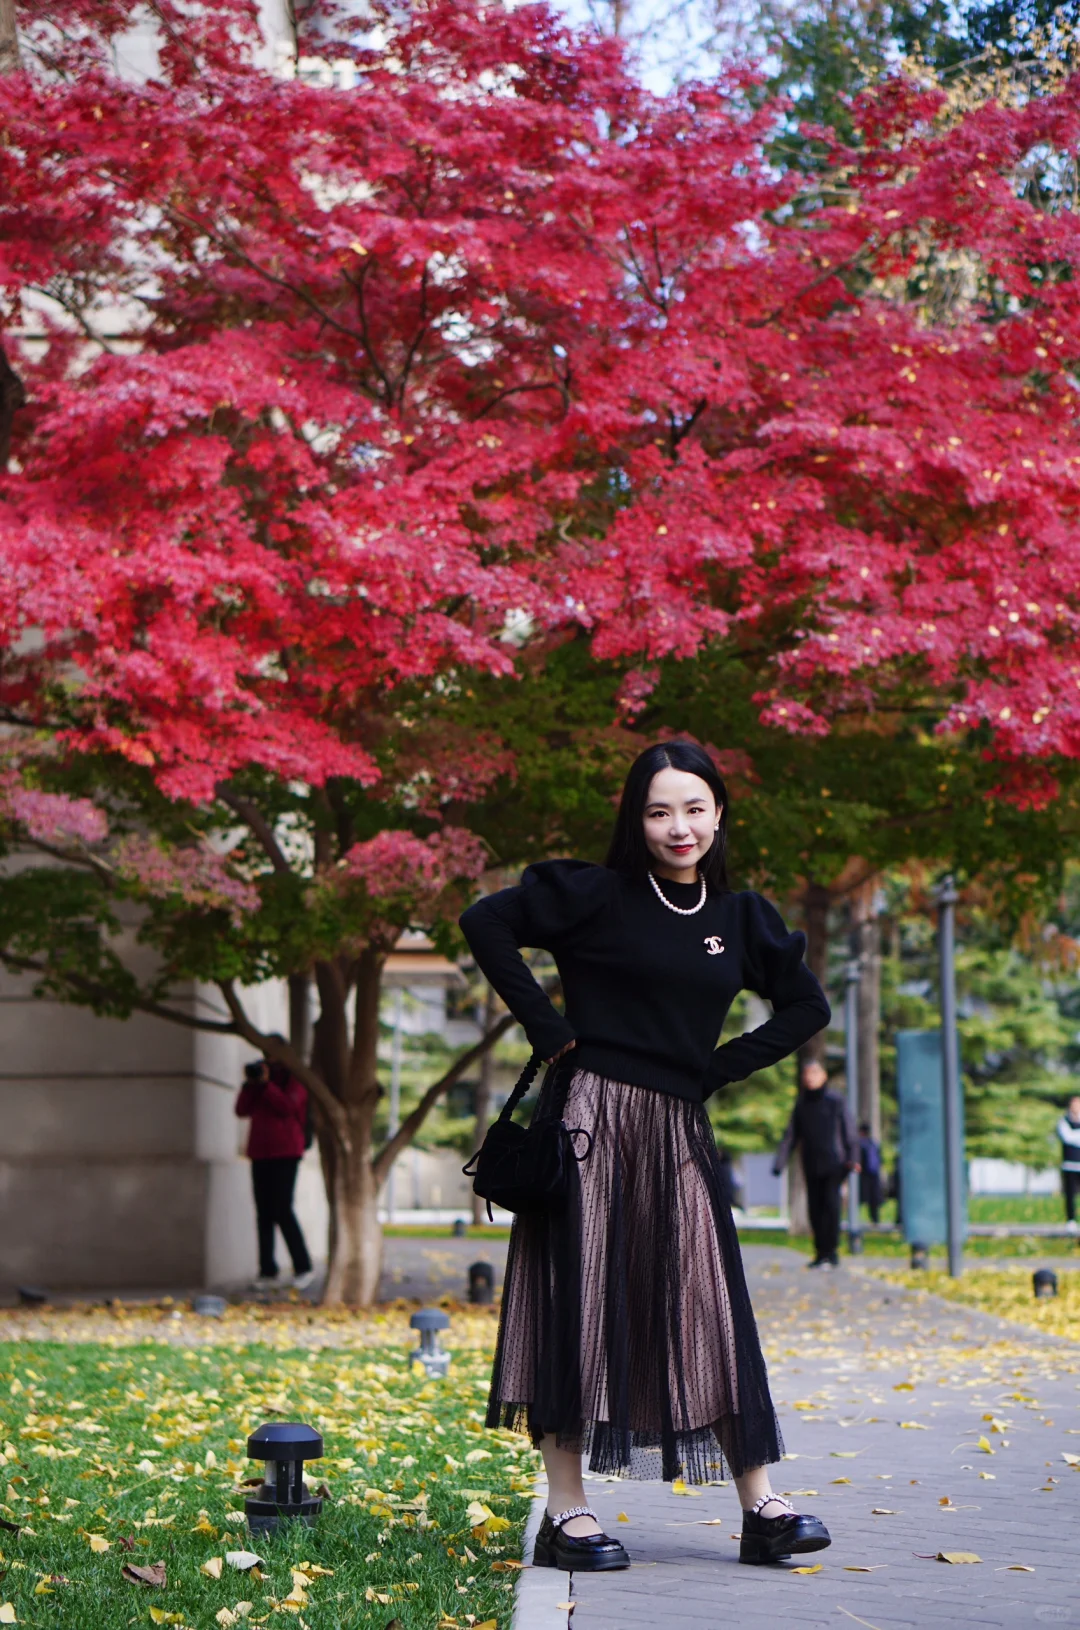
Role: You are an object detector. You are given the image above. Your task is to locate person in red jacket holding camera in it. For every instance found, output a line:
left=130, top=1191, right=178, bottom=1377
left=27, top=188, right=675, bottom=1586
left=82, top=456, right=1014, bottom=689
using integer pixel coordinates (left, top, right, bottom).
left=235, top=1057, right=314, bottom=1292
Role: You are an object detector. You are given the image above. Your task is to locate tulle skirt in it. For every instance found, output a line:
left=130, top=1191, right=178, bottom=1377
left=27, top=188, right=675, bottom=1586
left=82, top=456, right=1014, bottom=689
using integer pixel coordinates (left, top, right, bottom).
left=486, top=1067, right=784, bottom=1483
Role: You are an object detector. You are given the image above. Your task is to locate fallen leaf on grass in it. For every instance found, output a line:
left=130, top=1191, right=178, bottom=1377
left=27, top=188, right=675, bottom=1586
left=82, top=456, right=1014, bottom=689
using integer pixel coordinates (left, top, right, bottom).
left=149, top=1611, right=185, bottom=1626
left=490, top=1559, right=524, bottom=1571
left=88, top=1533, right=110, bottom=1553
left=225, top=1552, right=262, bottom=1572
left=201, top=1557, right=224, bottom=1580
left=216, top=1612, right=237, bottom=1628
left=123, top=1562, right=167, bottom=1588
left=472, top=1622, right=498, bottom=1630
left=791, top=1564, right=822, bottom=1574
left=0, top=1608, right=15, bottom=1625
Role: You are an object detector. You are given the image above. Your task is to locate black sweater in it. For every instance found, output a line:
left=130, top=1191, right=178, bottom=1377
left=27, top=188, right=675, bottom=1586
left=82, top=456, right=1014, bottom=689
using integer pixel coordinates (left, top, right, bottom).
left=459, top=860, right=831, bottom=1104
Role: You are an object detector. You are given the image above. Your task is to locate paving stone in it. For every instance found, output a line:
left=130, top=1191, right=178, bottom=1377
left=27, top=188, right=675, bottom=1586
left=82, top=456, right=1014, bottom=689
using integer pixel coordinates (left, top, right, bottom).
left=512, top=1244, right=1080, bottom=1630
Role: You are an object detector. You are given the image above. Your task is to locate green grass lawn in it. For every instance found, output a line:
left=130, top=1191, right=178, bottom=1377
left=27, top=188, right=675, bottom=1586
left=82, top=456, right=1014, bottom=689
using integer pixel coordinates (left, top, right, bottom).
left=0, top=1337, right=537, bottom=1630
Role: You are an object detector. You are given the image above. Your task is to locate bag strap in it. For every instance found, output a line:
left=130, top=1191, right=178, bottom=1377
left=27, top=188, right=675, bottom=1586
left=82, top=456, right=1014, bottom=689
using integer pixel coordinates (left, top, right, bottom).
left=496, top=1051, right=542, bottom=1123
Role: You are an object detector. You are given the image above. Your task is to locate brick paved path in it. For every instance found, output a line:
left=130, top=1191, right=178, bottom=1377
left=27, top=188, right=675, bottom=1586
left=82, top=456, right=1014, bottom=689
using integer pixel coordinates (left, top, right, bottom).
left=514, top=1246, right=1080, bottom=1630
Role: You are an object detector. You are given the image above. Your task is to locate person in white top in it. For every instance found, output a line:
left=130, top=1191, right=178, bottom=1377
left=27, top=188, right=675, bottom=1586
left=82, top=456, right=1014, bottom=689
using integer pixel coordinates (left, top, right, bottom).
left=1056, top=1094, right=1080, bottom=1231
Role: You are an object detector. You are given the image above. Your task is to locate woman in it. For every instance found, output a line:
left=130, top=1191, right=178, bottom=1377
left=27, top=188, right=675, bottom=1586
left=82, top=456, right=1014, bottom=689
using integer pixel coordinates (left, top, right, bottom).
left=460, top=740, right=833, bottom=1573
left=235, top=1055, right=315, bottom=1293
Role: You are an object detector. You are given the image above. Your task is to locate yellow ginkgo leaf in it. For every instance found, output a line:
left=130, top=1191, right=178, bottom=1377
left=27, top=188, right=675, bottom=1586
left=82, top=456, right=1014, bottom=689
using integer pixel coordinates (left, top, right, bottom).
left=215, top=1612, right=237, bottom=1629
left=938, top=1552, right=981, bottom=1564
left=0, top=1607, right=15, bottom=1625
left=831, top=1477, right=853, bottom=1485
left=616, top=1512, right=630, bottom=1522
left=1062, top=1452, right=1080, bottom=1466
left=670, top=1478, right=699, bottom=1495
left=899, top=1421, right=928, bottom=1430
left=200, top=1557, right=224, bottom=1580
left=88, top=1534, right=110, bottom=1553
left=472, top=1621, right=498, bottom=1630
left=791, top=1564, right=822, bottom=1575
left=149, top=1611, right=185, bottom=1626
left=976, top=1436, right=994, bottom=1454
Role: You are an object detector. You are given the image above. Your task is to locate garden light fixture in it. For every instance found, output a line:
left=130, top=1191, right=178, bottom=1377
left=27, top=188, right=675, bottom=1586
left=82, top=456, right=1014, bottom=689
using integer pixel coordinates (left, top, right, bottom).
left=468, top=1261, right=495, bottom=1304
left=1033, top=1268, right=1058, bottom=1299
left=409, top=1307, right=451, bottom=1377
left=244, top=1421, right=324, bottom=1534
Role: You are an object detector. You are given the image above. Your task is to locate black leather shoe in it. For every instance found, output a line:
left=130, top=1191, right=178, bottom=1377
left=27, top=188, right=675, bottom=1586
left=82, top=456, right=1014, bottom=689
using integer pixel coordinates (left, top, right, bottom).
left=739, top=1495, right=831, bottom=1565
left=532, top=1505, right=630, bottom=1571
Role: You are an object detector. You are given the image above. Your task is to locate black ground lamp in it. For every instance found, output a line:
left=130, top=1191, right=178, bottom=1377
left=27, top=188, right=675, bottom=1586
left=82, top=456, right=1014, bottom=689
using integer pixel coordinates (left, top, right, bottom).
left=910, top=1242, right=930, bottom=1271
left=1033, top=1268, right=1058, bottom=1299
left=244, top=1422, right=324, bottom=1534
left=468, top=1261, right=494, bottom=1305
left=409, top=1308, right=451, bottom=1377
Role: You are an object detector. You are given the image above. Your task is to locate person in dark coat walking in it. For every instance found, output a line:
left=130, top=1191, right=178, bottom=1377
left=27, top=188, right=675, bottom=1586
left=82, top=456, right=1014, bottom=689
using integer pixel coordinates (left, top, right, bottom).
left=235, top=1058, right=314, bottom=1291
left=858, top=1122, right=884, bottom=1224
left=773, top=1061, right=859, bottom=1268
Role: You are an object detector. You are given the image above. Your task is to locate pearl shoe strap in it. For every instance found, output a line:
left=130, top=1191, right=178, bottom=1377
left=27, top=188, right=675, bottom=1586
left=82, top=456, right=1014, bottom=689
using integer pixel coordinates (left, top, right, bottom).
left=550, top=1504, right=597, bottom=1528
left=750, top=1493, right=795, bottom=1516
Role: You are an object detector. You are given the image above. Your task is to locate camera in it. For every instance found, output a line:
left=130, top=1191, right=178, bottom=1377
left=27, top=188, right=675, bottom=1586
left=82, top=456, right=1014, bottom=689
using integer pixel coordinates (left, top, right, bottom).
left=244, top=1060, right=267, bottom=1082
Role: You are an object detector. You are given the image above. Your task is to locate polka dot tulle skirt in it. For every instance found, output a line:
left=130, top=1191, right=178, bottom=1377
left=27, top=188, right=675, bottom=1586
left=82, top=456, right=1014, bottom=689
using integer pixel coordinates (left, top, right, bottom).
left=486, top=1067, right=784, bottom=1483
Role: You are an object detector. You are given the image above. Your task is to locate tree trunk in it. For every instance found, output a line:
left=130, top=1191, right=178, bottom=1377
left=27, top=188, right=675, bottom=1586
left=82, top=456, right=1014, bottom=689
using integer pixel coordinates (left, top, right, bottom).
left=322, top=1131, right=382, bottom=1304
left=850, top=877, right=881, bottom=1140
left=0, top=0, right=19, bottom=75
left=471, top=985, right=498, bottom=1226
left=316, top=948, right=383, bottom=1305
left=289, top=971, right=311, bottom=1062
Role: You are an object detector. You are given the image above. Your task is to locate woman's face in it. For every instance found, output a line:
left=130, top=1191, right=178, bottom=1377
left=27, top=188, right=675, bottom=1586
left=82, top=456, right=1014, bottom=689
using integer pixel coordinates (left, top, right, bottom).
left=642, top=767, right=720, bottom=881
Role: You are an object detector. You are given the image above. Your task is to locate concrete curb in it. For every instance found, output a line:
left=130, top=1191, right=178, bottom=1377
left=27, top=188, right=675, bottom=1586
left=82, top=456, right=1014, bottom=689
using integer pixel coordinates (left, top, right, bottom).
left=512, top=1487, right=572, bottom=1630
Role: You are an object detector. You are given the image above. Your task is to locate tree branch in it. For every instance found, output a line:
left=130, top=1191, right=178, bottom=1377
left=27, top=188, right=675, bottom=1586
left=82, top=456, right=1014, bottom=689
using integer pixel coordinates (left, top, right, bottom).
left=0, top=951, right=239, bottom=1032
left=371, top=1010, right=516, bottom=1184
left=216, top=789, right=293, bottom=873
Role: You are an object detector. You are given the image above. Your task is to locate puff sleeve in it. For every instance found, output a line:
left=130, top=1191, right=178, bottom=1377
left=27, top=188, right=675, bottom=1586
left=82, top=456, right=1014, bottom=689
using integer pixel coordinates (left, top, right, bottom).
left=459, top=861, right=611, bottom=1060
left=705, top=892, right=831, bottom=1096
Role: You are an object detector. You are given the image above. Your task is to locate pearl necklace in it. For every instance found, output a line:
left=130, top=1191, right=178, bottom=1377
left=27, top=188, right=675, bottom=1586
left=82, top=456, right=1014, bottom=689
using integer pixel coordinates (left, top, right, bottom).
left=648, top=870, right=707, bottom=916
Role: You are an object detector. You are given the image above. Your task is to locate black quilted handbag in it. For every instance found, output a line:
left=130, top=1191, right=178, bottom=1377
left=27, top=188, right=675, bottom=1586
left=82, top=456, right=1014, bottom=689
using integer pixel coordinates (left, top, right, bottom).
left=462, top=1053, right=592, bottom=1220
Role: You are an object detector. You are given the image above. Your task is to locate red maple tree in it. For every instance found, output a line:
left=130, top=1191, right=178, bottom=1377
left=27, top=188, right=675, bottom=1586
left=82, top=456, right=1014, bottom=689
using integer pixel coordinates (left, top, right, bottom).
left=2, top=0, right=1080, bottom=1298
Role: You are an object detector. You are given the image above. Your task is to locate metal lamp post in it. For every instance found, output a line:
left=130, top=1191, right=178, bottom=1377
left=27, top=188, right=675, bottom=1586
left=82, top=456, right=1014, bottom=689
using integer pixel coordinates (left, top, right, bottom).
left=937, top=875, right=965, bottom=1279
left=844, top=959, right=863, bottom=1255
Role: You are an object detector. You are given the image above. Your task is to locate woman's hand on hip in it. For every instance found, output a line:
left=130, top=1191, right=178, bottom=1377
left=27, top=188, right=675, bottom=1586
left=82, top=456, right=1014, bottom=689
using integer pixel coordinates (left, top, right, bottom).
left=546, top=1040, right=577, bottom=1065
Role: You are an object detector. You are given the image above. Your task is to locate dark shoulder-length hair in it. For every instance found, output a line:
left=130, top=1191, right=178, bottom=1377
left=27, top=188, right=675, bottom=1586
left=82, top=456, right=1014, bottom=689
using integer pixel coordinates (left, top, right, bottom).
left=605, top=740, right=730, bottom=892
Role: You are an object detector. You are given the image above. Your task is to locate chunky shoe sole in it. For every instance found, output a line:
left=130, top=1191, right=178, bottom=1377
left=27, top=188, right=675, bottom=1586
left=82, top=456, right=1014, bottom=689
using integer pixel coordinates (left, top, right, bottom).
left=533, top=1538, right=631, bottom=1571
left=739, top=1520, right=831, bottom=1565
